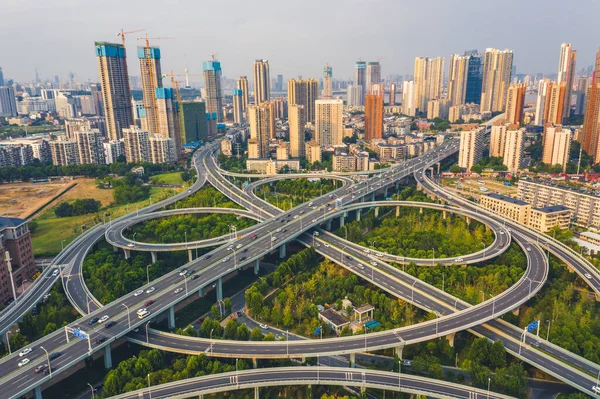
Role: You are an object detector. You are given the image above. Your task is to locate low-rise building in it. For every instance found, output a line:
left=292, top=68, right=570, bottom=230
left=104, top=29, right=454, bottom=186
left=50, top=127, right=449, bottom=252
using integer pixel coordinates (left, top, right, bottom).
left=480, top=193, right=530, bottom=225
left=0, top=217, right=36, bottom=304
left=246, top=158, right=300, bottom=173
left=318, top=308, right=350, bottom=334
left=527, top=205, right=571, bottom=232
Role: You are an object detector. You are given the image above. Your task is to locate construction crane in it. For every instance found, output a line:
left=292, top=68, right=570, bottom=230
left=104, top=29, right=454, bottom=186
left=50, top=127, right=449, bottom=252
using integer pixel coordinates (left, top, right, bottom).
left=117, top=28, right=145, bottom=46
left=136, top=34, right=174, bottom=135
left=211, top=53, right=218, bottom=61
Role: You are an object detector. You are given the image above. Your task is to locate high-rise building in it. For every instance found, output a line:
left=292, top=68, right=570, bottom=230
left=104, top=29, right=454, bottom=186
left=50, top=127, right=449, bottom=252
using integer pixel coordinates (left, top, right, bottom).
left=49, top=139, right=79, bottom=166
left=575, top=77, right=588, bottom=116
left=288, top=78, right=319, bottom=123
left=155, top=88, right=180, bottom=155
left=490, top=123, right=508, bottom=158
left=0, top=86, right=17, bottom=117
left=534, top=79, right=551, bottom=126
left=346, top=85, right=364, bottom=106
left=55, top=93, right=77, bottom=119
left=505, top=83, right=526, bottom=125
left=95, top=42, right=134, bottom=141
left=580, top=49, right=600, bottom=162
left=237, top=76, right=249, bottom=113
left=253, top=60, right=270, bottom=104
left=180, top=102, right=208, bottom=143
left=448, top=54, right=470, bottom=106
left=401, top=81, right=417, bottom=116
left=277, top=74, right=283, bottom=91
left=546, top=82, right=567, bottom=125
left=365, top=94, right=384, bottom=140
left=123, top=125, right=151, bottom=163
left=203, top=60, right=223, bottom=122
left=323, top=64, right=333, bottom=99
left=458, top=128, right=484, bottom=170
left=557, top=43, right=577, bottom=123
left=503, top=127, right=525, bottom=173
left=248, top=102, right=274, bottom=158
left=75, top=129, right=105, bottom=165
left=103, top=140, right=125, bottom=164
left=150, top=136, right=177, bottom=164
left=542, top=126, right=572, bottom=171
left=464, top=50, right=483, bottom=105
left=481, top=48, right=514, bottom=113
left=315, top=100, right=343, bottom=146
left=232, top=89, right=244, bottom=124
left=389, top=82, right=397, bottom=106
left=413, top=56, right=444, bottom=112
left=0, top=67, right=4, bottom=86
left=427, top=99, right=450, bottom=120
left=366, top=62, right=381, bottom=94
left=138, top=46, right=162, bottom=135
left=272, top=97, right=288, bottom=120
left=354, top=61, right=366, bottom=89
left=0, top=217, right=36, bottom=304
left=288, top=104, right=306, bottom=158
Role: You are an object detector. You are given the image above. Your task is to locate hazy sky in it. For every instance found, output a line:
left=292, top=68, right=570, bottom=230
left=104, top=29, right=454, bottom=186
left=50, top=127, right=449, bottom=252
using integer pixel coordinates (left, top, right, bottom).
left=2, top=0, right=599, bottom=85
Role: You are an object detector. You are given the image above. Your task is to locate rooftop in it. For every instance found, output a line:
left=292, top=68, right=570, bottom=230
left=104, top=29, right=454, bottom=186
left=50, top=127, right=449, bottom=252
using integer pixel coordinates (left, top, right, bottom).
left=354, top=304, right=375, bottom=314
left=0, top=217, right=27, bottom=229
left=533, top=205, right=570, bottom=213
left=485, top=192, right=529, bottom=206
left=319, top=308, right=349, bottom=327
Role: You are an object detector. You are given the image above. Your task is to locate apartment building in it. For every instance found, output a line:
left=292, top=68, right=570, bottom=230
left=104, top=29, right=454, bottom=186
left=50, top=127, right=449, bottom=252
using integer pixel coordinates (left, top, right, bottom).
left=528, top=205, right=571, bottom=232
left=0, top=217, right=36, bottom=304
left=305, top=140, right=322, bottom=163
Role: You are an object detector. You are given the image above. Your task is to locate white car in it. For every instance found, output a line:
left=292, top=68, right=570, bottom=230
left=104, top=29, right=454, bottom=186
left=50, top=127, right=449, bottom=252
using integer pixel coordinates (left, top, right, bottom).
left=136, top=308, right=147, bottom=315
left=370, top=261, right=377, bottom=266
left=259, top=324, right=269, bottom=330
left=223, top=257, right=230, bottom=263
left=526, top=247, right=531, bottom=252
left=276, top=228, right=282, bottom=233
left=363, top=249, right=370, bottom=253
left=271, top=237, right=277, bottom=242
left=376, top=253, right=384, bottom=257
left=18, top=348, right=32, bottom=357
left=133, top=289, right=144, bottom=297
left=174, top=288, right=184, bottom=294
left=98, top=315, right=109, bottom=323
left=357, top=264, right=365, bottom=270
left=499, top=231, right=505, bottom=235
left=585, top=273, right=592, bottom=279
left=145, top=287, right=156, bottom=294
left=127, top=243, right=135, bottom=248
left=227, top=245, right=233, bottom=251
left=324, top=243, right=330, bottom=248
left=179, top=269, right=188, bottom=276
left=293, top=215, right=299, bottom=219
left=236, top=244, right=242, bottom=249
left=52, top=269, right=59, bottom=277
left=18, top=358, right=30, bottom=367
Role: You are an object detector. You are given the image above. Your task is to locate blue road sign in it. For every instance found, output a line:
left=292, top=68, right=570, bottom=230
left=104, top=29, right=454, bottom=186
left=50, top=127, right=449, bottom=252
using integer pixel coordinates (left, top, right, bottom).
left=526, top=320, right=539, bottom=332
left=314, top=326, right=322, bottom=336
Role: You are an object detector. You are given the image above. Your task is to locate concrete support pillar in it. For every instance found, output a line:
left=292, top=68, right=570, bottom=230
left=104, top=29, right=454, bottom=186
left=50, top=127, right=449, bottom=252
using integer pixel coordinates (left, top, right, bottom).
left=349, top=352, right=356, bottom=368
left=374, top=207, right=379, bottom=218
left=168, top=305, right=176, bottom=329
left=279, top=244, right=286, bottom=259
left=151, top=251, right=157, bottom=263
left=443, top=210, right=447, bottom=220
left=395, top=181, right=400, bottom=191
left=446, top=332, right=455, bottom=348
left=465, top=216, right=471, bottom=225
left=396, top=206, right=400, bottom=217
left=301, top=355, right=306, bottom=364
left=384, top=186, right=388, bottom=198
left=34, top=386, right=42, bottom=399
left=395, top=345, right=403, bottom=359
left=419, top=207, right=423, bottom=214
left=104, top=344, right=112, bottom=369
left=198, top=287, right=205, bottom=298
left=254, top=387, right=259, bottom=399
left=417, top=182, right=423, bottom=191
left=371, top=192, right=375, bottom=202
left=437, top=162, right=441, bottom=175
left=216, top=277, right=223, bottom=301
left=595, top=292, right=600, bottom=302
left=326, top=219, right=332, bottom=231
left=340, top=215, right=345, bottom=227
left=113, top=245, right=118, bottom=253
left=356, top=210, right=361, bottom=222
left=254, top=259, right=260, bottom=275
left=252, top=358, right=258, bottom=368
left=123, top=248, right=130, bottom=260
left=188, top=249, right=193, bottom=262
left=512, top=306, right=520, bottom=316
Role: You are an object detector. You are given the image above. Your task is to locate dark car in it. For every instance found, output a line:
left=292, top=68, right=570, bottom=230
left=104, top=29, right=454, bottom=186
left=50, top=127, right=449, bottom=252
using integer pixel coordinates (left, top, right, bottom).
left=240, top=256, right=246, bottom=261
left=144, top=299, right=155, bottom=307
left=242, top=248, right=248, bottom=253
left=34, top=364, right=47, bottom=373
left=96, top=336, right=107, bottom=344
left=191, top=275, right=199, bottom=280
left=43, top=367, right=53, bottom=376
left=49, top=352, right=62, bottom=360
left=105, top=321, right=117, bottom=329
left=88, top=317, right=99, bottom=325
left=203, top=254, right=212, bottom=260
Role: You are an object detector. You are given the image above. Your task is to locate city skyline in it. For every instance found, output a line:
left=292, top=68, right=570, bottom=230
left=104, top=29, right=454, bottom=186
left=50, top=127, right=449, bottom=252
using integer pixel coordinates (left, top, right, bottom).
left=2, top=0, right=600, bottom=84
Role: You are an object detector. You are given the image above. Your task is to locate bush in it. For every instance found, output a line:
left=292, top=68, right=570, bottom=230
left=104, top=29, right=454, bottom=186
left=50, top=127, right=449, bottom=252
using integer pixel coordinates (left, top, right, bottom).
left=54, top=198, right=101, bottom=218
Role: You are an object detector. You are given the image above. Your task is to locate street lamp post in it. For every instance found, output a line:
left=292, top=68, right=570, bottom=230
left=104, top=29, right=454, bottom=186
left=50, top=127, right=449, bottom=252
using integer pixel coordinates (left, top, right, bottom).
left=87, top=383, right=95, bottom=399
left=147, top=373, right=152, bottom=399
left=411, top=280, right=417, bottom=302
left=431, top=247, right=435, bottom=265
left=61, top=239, right=66, bottom=250
left=146, top=264, right=152, bottom=285
left=482, top=242, right=486, bottom=259
left=546, top=319, right=551, bottom=340
left=122, top=303, right=131, bottom=329
left=184, top=275, right=188, bottom=295
left=487, top=376, right=491, bottom=399
left=5, top=331, right=11, bottom=354
left=40, top=346, right=51, bottom=376
left=146, top=321, right=152, bottom=344
left=480, top=290, right=485, bottom=303
left=133, top=232, right=137, bottom=242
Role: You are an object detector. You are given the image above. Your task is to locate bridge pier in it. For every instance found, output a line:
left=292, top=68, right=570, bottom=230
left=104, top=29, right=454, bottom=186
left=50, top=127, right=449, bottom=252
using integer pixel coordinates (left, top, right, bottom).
left=371, top=192, right=375, bottom=202
left=384, top=186, right=388, bottom=198
left=446, top=332, right=455, bottom=348
left=252, top=358, right=258, bottom=368
left=168, top=305, right=176, bottom=329
left=113, top=245, right=118, bottom=253
left=419, top=207, right=423, bottom=214
left=395, top=345, right=403, bottom=359
left=104, top=344, right=112, bottom=369
left=349, top=352, right=356, bottom=368
left=216, top=277, right=223, bottom=301
left=395, top=181, right=399, bottom=191
left=188, top=250, right=193, bottom=262
left=279, top=244, right=286, bottom=259
left=326, top=219, right=332, bottom=231
left=254, top=387, right=259, bottom=399
left=437, top=162, right=441, bottom=175
left=254, top=259, right=260, bottom=275
left=33, top=386, right=42, bottom=399
left=443, top=210, right=447, bottom=219
left=374, top=207, right=379, bottom=218
left=123, top=248, right=130, bottom=260
left=465, top=216, right=471, bottom=225
left=340, top=215, right=345, bottom=227
left=356, top=210, right=361, bottom=222
left=396, top=206, right=400, bottom=217
left=151, top=251, right=157, bottom=263
left=198, top=287, right=205, bottom=298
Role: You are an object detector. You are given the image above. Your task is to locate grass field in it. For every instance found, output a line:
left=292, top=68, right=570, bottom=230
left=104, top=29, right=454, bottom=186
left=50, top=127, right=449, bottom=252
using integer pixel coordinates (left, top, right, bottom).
left=31, top=185, right=181, bottom=256
left=153, top=171, right=186, bottom=186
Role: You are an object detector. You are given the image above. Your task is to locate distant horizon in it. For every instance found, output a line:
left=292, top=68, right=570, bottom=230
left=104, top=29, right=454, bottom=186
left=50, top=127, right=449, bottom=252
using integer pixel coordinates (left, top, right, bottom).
left=2, top=0, right=599, bottom=84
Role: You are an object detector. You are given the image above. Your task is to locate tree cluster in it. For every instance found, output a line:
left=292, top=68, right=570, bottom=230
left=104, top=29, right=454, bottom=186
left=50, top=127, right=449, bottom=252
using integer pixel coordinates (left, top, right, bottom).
left=54, top=198, right=101, bottom=218
left=169, top=185, right=241, bottom=209
left=259, top=179, right=336, bottom=210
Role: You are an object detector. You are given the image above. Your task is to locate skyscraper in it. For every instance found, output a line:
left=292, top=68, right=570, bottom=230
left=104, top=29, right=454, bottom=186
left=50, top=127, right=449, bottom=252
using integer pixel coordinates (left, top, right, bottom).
left=95, top=42, right=134, bottom=141
left=505, top=83, right=526, bottom=125
left=203, top=60, right=223, bottom=122
left=0, top=67, right=4, bottom=86
left=542, top=126, right=572, bottom=171
left=323, top=64, right=333, bottom=99
left=180, top=102, right=208, bottom=143
left=288, top=78, right=319, bottom=123
left=389, top=82, right=397, bottom=106
left=154, top=88, right=180, bottom=155
left=365, top=94, right=384, bottom=140
left=76, top=129, right=105, bottom=165
left=232, top=89, right=244, bottom=124
left=315, top=100, right=343, bottom=146
left=237, top=76, right=249, bottom=113
left=346, top=85, right=364, bottom=107
left=503, top=127, right=525, bottom=173
left=138, top=46, right=162, bottom=135
left=458, top=128, right=484, bottom=170
left=248, top=102, right=274, bottom=158
left=354, top=61, right=366, bottom=89
left=464, top=51, right=483, bottom=105
left=366, top=61, right=381, bottom=94
left=557, top=43, right=577, bottom=123
left=413, top=56, right=444, bottom=112
left=481, top=48, right=514, bottom=113
left=288, top=104, right=306, bottom=158
left=448, top=54, right=470, bottom=106
left=253, top=60, right=270, bottom=104
left=401, top=81, right=417, bottom=117
left=490, top=124, right=507, bottom=158
left=534, top=79, right=551, bottom=126
left=277, top=74, right=283, bottom=92
left=0, top=87, right=17, bottom=117
left=581, top=49, right=600, bottom=161
left=123, top=125, right=151, bottom=163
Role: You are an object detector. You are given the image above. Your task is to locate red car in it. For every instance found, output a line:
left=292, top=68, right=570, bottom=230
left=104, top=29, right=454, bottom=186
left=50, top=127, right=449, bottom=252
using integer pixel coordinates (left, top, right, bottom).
left=144, top=299, right=155, bottom=307
left=250, top=234, right=257, bottom=240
